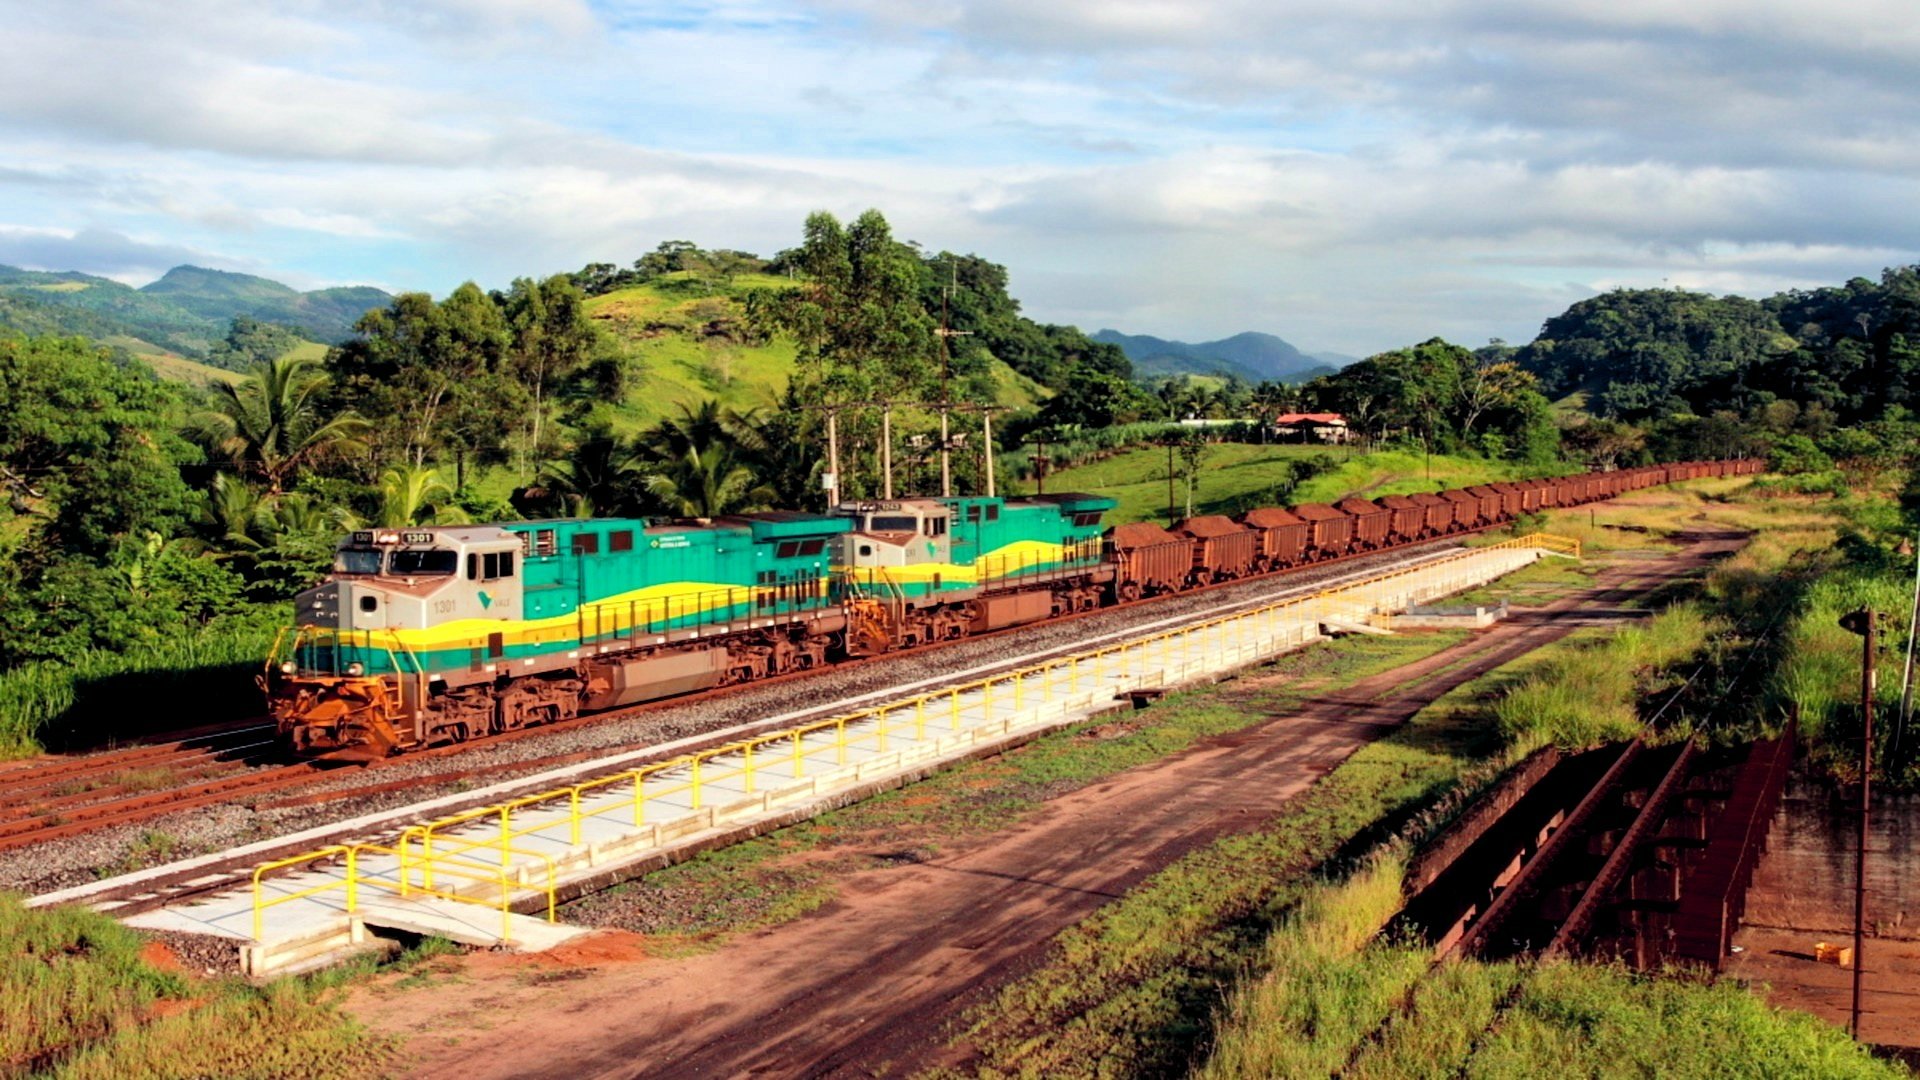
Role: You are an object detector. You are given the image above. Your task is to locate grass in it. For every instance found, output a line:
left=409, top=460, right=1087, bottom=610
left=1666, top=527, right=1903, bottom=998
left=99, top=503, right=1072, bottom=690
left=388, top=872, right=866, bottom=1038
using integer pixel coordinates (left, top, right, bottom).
left=1, top=893, right=184, bottom=1073
left=0, top=612, right=281, bottom=758
left=1017, top=443, right=1334, bottom=525
left=1493, top=603, right=1721, bottom=750
left=567, top=630, right=1470, bottom=949
left=1196, top=855, right=1429, bottom=1079
left=1288, top=449, right=1560, bottom=504
left=0, top=891, right=449, bottom=1077
left=1462, top=962, right=1902, bottom=1079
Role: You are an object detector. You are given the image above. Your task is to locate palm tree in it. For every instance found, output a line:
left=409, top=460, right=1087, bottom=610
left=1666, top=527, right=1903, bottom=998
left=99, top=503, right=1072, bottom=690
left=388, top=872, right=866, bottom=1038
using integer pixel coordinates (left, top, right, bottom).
left=1249, top=381, right=1293, bottom=443
left=636, top=401, right=775, bottom=518
left=368, top=464, right=468, bottom=528
left=192, top=354, right=369, bottom=494
left=538, top=429, right=645, bottom=517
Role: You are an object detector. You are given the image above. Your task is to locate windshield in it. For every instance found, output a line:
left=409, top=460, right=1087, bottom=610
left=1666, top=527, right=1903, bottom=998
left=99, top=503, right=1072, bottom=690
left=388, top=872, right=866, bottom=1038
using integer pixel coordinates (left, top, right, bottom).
left=870, top=515, right=917, bottom=532
left=333, top=548, right=384, bottom=575
left=389, top=549, right=458, bottom=576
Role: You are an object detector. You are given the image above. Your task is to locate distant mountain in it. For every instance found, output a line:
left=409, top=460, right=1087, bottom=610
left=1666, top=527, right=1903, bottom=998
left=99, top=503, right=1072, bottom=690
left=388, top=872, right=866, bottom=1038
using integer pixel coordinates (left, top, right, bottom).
left=0, top=263, right=391, bottom=364
left=141, top=266, right=390, bottom=343
left=1309, top=350, right=1359, bottom=368
left=1092, top=329, right=1337, bottom=384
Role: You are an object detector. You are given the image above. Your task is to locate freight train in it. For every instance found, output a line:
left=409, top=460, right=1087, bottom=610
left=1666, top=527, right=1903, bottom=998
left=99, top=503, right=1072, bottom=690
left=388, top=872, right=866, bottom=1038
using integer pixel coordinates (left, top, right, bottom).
left=264, top=459, right=1760, bottom=756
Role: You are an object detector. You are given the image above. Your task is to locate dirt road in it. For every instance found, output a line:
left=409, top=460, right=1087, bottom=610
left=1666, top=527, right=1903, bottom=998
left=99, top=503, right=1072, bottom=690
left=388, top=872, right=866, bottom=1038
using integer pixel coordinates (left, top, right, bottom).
left=353, top=536, right=1735, bottom=1079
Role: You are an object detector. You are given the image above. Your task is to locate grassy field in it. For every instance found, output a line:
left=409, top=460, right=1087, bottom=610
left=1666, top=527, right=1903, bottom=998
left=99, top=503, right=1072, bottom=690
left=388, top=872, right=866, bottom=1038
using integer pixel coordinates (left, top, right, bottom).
left=0, top=892, right=404, bottom=1078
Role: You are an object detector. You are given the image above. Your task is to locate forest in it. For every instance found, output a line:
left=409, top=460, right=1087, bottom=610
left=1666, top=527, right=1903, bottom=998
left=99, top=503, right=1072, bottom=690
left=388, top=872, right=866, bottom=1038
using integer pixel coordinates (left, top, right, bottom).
left=3, top=207, right=1919, bottom=755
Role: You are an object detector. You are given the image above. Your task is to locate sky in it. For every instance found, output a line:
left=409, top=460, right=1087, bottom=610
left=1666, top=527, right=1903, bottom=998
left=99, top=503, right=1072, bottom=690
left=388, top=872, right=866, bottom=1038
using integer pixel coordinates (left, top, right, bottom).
left=2, top=0, right=1917, bottom=356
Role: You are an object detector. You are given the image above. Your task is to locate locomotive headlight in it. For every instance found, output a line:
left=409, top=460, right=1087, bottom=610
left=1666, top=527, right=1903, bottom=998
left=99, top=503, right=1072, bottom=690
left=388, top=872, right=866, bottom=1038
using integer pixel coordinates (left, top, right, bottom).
left=346, top=662, right=365, bottom=676
left=280, top=661, right=297, bottom=675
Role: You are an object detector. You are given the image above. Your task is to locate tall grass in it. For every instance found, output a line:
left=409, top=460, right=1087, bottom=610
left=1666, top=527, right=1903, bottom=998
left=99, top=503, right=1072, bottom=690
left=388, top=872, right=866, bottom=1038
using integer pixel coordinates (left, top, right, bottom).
left=1771, top=563, right=1915, bottom=783
left=0, top=892, right=184, bottom=1071
left=0, top=612, right=279, bottom=758
left=47, top=980, right=392, bottom=1080
left=0, top=892, right=394, bottom=1078
left=1198, top=856, right=1430, bottom=1079
left=1467, top=962, right=1903, bottom=1079
left=1493, top=604, right=1720, bottom=750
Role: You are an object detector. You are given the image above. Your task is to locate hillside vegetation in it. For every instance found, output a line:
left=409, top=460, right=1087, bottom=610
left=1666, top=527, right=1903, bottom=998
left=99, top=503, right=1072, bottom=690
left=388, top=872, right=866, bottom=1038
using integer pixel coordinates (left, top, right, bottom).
left=0, top=264, right=389, bottom=363
left=584, top=272, right=1051, bottom=429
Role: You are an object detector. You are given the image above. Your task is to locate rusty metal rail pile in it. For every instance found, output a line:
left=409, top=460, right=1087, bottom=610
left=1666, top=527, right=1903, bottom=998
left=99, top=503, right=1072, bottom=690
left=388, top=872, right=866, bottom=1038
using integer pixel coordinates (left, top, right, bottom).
left=1411, top=725, right=1796, bottom=970
left=119, top=536, right=1576, bottom=976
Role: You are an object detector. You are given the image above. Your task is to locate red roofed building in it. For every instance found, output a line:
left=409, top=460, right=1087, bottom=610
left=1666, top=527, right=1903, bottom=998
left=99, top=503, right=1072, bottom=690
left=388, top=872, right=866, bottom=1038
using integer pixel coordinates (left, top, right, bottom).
left=1273, top=412, right=1350, bottom=444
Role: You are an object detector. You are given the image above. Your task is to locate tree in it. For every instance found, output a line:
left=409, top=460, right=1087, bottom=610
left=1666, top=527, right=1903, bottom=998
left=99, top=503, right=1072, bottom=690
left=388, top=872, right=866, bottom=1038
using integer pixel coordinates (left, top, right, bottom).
left=207, top=316, right=303, bottom=372
left=635, top=401, right=774, bottom=518
left=1248, top=381, right=1294, bottom=442
left=327, top=283, right=512, bottom=468
left=533, top=427, right=645, bottom=518
left=747, top=210, right=936, bottom=501
left=193, top=353, right=368, bottom=494
left=361, top=465, right=468, bottom=528
left=503, top=275, right=600, bottom=472
left=0, top=337, right=193, bottom=560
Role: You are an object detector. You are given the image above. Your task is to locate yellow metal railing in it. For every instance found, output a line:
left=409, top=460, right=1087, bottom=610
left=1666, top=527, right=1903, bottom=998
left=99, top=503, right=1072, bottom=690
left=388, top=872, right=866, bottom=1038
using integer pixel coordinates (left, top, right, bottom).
left=248, top=536, right=1572, bottom=943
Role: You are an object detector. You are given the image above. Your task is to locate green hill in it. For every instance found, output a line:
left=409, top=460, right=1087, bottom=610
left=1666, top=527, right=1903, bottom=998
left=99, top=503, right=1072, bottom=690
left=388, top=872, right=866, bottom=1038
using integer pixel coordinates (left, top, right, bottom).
left=140, top=265, right=390, bottom=344
left=589, top=272, right=1051, bottom=430
left=0, top=263, right=390, bottom=364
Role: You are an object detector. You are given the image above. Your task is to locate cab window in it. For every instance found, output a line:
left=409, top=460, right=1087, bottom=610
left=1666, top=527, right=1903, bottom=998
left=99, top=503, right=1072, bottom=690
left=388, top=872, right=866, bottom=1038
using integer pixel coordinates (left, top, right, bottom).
left=334, top=548, right=383, bottom=575
left=390, top=549, right=457, bottom=576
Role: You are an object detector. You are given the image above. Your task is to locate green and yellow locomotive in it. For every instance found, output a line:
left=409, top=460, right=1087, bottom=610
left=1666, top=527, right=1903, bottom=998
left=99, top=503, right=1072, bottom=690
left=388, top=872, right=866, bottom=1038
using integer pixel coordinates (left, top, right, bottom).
left=265, top=493, right=1117, bottom=756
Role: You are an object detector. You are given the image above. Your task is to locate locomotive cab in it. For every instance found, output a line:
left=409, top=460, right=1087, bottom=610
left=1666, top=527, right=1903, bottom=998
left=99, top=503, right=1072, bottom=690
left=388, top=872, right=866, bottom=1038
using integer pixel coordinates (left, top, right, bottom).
left=836, top=500, right=955, bottom=592
left=312, top=527, right=525, bottom=637
left=268, top=527, right=528, bottom=755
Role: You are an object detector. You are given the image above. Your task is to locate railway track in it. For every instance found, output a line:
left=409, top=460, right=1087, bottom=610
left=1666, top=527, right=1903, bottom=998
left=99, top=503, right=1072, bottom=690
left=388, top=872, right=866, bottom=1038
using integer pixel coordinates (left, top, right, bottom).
left=6, top=531, right=1511, bottom=864
left=38, top=538, right=1531, bottom=917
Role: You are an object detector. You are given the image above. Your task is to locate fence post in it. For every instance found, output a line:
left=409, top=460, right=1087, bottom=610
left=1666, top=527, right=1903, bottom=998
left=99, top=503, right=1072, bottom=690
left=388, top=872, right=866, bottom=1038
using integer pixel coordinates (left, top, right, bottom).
left=792, top=730, right=804, bottom=777
left=569, top=788, right=581, bottom=845
left=744, top=741, right=756, bottom=794
left=634, top=771, right=645, bottom=825
left=692, top=757, right=703, bottom=809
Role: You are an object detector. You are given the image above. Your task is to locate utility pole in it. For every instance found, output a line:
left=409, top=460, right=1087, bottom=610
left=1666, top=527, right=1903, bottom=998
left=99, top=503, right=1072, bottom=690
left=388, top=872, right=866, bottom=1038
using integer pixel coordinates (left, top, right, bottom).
left=935, top=260, right=972, bottom=499
left=1839, top=607, right=1877, bottom=1040
left=880, top=403, right=893, bottom=500
left=1167, top=439, right=1176, bottom=522
left=982, top=408, right=997, bottom=497
left=1030, top=434, right=1050, bottom=495
left=824, top=407, right=842, bottom=509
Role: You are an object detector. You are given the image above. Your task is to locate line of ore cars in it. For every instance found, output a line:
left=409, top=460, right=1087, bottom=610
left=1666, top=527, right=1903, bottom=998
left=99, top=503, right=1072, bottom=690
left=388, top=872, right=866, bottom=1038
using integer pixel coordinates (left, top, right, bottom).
left=267, top=459, right=1757, bottom=755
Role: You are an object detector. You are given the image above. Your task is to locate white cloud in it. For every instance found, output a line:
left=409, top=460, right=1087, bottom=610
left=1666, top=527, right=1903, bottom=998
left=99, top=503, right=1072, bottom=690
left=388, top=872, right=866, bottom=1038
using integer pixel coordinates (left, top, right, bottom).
left=0, top=0, right=1916, bottom=353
